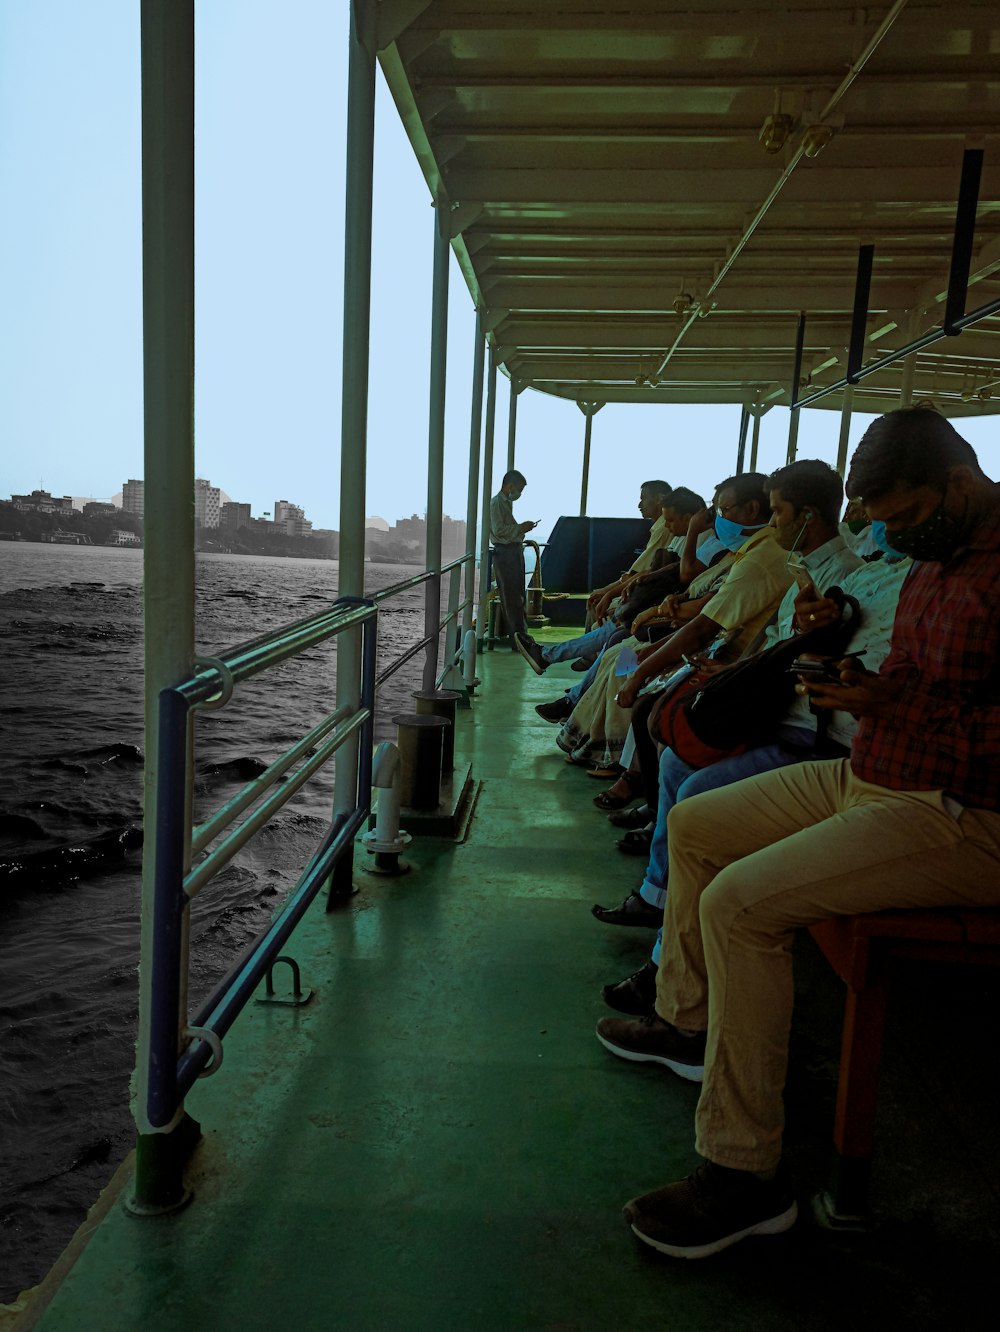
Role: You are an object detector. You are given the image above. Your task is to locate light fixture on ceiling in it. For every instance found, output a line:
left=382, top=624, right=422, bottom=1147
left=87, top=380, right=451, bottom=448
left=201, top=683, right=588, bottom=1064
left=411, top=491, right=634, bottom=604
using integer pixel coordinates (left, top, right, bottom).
left=759, top=112, right=793, bottom=154
left=672, top=292, right=695, bottom=317
left=801, top=124, right=835, bottom=158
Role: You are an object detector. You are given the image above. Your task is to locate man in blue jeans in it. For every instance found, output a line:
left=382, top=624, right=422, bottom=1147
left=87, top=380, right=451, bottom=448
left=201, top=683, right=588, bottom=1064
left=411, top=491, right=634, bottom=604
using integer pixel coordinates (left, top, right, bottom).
left=522, top=484, right=707, bottom=723
left=588, top=465, right=858, bottom=950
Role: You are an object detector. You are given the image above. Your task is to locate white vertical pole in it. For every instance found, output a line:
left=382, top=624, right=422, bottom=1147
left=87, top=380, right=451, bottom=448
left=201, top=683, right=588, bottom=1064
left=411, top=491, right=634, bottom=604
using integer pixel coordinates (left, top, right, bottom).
left=331, top=0, right=376, bottom=893
left=462, top=312, right=485, bottom=641
left=134, top=0, right=195, bottom=1200
left=422, top=205, right=450, bottom=690
left=477, top=350, right=498, bottom=647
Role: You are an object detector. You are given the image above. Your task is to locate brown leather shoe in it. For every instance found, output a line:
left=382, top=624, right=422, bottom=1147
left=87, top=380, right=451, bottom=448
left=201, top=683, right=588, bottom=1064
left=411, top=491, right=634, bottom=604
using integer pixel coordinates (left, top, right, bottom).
left=595, top=1012, right=706, bottom=1081
left=624, top=1161, right=797, bottom=1259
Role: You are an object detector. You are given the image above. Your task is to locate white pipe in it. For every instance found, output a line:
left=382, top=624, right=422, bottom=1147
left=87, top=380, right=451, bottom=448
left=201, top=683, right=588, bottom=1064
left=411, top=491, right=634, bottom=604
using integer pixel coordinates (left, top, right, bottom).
left=362, top=742, right=411, bottom=858
left=462, top=629, right=479, bottom=688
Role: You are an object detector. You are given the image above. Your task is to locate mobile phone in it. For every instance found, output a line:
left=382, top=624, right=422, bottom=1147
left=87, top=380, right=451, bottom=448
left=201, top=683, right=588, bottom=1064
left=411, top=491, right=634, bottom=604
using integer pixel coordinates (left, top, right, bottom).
left=788, top=565, right=815, bottom=593
left=787, top=656, right=842, bottom=681
left=785, top=552, right=815, bottom=594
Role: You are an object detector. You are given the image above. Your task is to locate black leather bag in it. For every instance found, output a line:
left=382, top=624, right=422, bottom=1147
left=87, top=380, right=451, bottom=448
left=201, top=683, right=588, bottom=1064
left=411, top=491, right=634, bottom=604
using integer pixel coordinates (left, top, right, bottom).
left=655, top=587, right=861, bottom=768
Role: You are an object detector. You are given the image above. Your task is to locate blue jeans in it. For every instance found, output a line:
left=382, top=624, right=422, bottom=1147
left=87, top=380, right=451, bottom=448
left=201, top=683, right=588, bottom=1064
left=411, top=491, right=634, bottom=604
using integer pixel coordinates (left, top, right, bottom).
left=639, top=729, right=815, bottom=965
left=541, top=620, right=619, bottom=665
left=560, top=627, right=627, bottom=705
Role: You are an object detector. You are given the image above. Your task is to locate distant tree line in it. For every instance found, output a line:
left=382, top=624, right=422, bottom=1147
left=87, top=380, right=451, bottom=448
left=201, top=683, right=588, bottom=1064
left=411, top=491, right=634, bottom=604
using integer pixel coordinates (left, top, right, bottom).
left=0, top=505, right=143, bottom=545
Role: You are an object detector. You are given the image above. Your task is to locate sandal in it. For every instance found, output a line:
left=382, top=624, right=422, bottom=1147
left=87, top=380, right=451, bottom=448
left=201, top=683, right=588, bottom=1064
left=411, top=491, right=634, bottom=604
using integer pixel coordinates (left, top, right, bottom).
left=592, top=773, right=642, bottom=810
left=586, top=763, right=623, bottom=780
left=608, top=804, right=651, bottom=829
left=617, top=827, right=653, bottom=856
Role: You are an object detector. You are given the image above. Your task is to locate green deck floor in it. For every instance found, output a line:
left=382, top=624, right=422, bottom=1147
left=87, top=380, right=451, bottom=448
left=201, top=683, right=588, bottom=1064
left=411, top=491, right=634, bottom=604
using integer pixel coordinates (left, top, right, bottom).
left=21, top=639, right=999, bottom=1330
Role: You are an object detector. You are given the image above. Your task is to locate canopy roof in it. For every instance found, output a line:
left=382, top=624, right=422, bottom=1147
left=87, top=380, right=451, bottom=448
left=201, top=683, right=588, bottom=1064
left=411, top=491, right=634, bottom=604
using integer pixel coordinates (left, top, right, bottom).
left=377, top=0, right=1000, bottom=416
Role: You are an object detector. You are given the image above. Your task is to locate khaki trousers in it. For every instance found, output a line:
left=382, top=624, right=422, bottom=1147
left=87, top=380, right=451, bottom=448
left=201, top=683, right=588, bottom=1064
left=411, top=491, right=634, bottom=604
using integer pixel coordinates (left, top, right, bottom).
left=655, top=758, right=1000, bottom=1171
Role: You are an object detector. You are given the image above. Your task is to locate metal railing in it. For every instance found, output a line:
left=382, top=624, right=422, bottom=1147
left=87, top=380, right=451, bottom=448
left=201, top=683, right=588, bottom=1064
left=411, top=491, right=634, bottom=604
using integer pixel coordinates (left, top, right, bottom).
left=373, top=554, right=474, bottom=692
left=142, top=596, right=378, bottom=1134
left=137, top=554, right=480, bottom=1184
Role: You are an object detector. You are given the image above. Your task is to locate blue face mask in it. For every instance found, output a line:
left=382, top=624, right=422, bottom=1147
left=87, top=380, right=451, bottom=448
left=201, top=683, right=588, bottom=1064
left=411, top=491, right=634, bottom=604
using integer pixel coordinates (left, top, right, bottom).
left=714, top=513, right=764, bottom=552
left=870, top=519, right=905, bottom=559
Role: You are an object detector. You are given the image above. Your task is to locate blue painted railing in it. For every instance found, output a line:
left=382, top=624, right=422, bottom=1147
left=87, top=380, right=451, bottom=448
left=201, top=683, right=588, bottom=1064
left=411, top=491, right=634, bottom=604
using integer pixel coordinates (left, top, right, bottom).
left=139, top=554, right=476, bottom=1159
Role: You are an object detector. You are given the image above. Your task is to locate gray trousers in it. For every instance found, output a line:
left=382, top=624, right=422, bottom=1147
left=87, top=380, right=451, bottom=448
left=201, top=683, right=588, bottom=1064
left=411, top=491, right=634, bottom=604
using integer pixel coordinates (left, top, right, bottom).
left=491, top=543, right=529, bottom=639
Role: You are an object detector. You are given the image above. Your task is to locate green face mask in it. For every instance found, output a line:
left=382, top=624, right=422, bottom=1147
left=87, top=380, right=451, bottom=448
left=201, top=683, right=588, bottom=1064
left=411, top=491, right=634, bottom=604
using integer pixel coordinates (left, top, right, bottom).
left=846, top=518, right=868, bottom=535
left=886, top=495, right=967, bottom=563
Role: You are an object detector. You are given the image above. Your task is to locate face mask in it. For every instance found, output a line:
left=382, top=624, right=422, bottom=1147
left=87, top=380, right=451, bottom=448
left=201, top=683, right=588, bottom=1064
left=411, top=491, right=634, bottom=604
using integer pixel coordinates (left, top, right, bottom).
left=870, top=520, right=904, bottom=559
left=714, top=513, right=765, bottom=552
left=846, top=518, right=869, bottom=535
left=883, top=496, right=967, bottom=563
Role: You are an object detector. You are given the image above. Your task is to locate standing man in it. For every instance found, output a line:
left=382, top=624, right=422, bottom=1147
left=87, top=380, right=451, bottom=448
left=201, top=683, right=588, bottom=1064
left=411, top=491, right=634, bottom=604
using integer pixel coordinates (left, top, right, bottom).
left=489, top=469, right=539, bottom=647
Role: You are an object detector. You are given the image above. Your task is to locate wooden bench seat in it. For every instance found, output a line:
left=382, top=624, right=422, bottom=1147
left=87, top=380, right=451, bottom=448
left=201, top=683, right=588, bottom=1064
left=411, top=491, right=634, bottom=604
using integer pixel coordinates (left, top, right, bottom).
left=808, top=906, right=1000, bottom=1222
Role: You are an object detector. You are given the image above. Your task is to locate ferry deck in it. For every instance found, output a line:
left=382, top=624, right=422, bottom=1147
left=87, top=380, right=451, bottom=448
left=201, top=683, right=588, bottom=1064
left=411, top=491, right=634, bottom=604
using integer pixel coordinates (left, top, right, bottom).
left=13, top=638, right=999, bottom=1331
left=8, top=1, right=1000, bottom=1326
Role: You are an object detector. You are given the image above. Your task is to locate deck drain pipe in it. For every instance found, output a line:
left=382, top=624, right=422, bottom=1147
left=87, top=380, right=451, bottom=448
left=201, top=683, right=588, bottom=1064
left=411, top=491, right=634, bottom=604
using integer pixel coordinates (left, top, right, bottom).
left=362, top=742, right=412, bottom=874
left=462, top=629, right=480, bottom=692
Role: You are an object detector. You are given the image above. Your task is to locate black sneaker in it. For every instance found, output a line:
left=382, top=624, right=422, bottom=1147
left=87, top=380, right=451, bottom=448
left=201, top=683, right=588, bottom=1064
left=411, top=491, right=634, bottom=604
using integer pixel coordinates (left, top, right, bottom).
left=591, top=892, right=661, bottom=928
left=602, top=960, right=658, bottom=1014
left=535, top=696, right=573, bottom=723
left=514, top=632, right=547, bottom=675
left=595, top=1012, right=706, bottom=1081
left=623, top=1160, right=798, bottom=1260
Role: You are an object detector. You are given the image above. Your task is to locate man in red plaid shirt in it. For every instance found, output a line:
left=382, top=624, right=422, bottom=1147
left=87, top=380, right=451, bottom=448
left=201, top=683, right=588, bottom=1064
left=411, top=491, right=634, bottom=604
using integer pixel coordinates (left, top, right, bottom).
left=595, top=407, right=1000, bottom=1259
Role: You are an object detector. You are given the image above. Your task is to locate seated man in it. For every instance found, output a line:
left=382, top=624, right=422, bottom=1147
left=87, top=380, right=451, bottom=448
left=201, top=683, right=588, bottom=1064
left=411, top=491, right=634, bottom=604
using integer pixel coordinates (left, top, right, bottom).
left=515, top=479, right=674, bottom=676
left=595, top=461, right=860, bottom=854
left=600, top=543, right=909, bottom=1012
left=535, top=473, right=777, bottom=729
left=594, top=408, right=1000, bottom=1259
left=553, top=473, right=796, bottom=772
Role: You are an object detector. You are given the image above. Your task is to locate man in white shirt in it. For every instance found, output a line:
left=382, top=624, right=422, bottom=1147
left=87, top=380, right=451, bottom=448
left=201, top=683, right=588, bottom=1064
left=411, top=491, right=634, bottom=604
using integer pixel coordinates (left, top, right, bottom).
left=489, top=469, right=539, bottom=644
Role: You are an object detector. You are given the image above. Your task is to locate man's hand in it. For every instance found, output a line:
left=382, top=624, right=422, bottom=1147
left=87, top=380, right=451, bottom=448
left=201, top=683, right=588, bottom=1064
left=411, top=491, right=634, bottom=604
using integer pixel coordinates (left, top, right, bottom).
left=659, top=592, right=686, bottom=622
left=593, top=592, right=615, bottom=624
left=634, top=643, right=658, bottom=663
left=797, top=660, right=902, bottom=718
left=631, top=605, right=660, bottom=632
left=688, top=506, right=715, bottom=538
left=615, top=676, right=642, bottom=709
left=793, top=585, right=840, bottom=633
left=518, top=520, right=538, bottom=534
left=690, top=657, right=726, bottom=682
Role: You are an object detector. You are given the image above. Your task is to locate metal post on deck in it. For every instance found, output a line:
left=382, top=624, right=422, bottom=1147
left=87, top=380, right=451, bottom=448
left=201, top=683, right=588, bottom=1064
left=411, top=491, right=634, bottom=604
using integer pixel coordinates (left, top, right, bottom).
left=787, top=312, right=806, bottom=462
left=329, top=0, right=376, bottom=903
left=131, top=0, right=199, bottom=1215
left=736, top=405, right=750, bottom=473
left=749, top=406, right=764, bottom=472
left=577, top=401, right=604, bottom=517
left=477, top=347, right=498, bottom=649
left=506, top=380, right=519, bottom=471
left=836, top=385, right=855, bottom=477
left=422, top=201, right=450, bottom=690
left=462, top=312, right=485, bottom=643
left=900, top=352, right=917, bottom=406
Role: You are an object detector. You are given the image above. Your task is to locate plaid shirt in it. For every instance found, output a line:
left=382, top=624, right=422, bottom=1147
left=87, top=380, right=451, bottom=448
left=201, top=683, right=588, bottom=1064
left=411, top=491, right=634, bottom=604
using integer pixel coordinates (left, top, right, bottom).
left=852, top=492, right=1000, bottom=810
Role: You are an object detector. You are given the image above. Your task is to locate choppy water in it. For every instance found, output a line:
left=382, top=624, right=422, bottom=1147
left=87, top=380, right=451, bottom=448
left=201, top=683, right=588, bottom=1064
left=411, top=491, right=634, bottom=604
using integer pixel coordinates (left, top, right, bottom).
left=0, top=544, right=437, bottom=1302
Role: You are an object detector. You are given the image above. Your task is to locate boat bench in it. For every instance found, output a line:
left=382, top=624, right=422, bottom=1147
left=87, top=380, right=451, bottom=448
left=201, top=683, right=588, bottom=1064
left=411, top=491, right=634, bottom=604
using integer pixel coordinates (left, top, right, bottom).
left=808, top=906, right=1000, bottom=1222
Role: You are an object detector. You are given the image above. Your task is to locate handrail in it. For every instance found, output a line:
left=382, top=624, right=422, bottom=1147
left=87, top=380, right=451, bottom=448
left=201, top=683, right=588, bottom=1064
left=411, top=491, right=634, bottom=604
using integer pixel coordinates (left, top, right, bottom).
left=373, top=553, right=472, bottom=605
left=142, top=595, right=378, bottom=1134
left=139, top=553, right=482, bottom=1163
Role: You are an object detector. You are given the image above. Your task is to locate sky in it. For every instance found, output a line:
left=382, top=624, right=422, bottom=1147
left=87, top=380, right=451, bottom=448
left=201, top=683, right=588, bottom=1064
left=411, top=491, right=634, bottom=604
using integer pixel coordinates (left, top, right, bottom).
left=1, top=0, right=997, bottom=548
